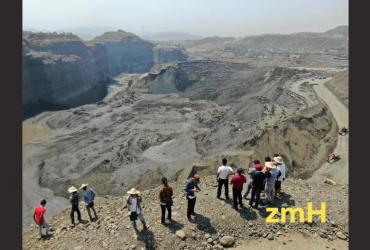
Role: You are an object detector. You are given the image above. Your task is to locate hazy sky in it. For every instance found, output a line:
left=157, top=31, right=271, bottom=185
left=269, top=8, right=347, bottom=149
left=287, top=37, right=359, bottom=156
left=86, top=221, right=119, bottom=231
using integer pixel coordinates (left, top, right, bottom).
left=23, top=0, right=348, bottom=37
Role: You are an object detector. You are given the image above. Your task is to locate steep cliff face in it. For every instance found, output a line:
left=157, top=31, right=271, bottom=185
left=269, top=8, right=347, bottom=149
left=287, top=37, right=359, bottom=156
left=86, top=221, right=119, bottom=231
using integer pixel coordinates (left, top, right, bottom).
left=23, top=30, right=191, bottom=118
left=92, top=30, right=154, bottom=75
left=23, top=31, right=189, bottom=118
left=22, top=32, right=111, bottom=118
left=153, top=44, right=187, bottom=64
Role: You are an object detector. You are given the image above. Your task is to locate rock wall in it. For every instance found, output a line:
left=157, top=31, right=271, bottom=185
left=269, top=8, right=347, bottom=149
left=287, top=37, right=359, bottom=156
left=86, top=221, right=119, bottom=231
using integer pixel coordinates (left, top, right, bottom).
left=23, top=31, right=188, bottom=118
left=153, top=45, right=187, bottom=64
left=22, top=32, right=111, bottom=118
left=92, top=31, right=154, bottom=75
left=246, top=103, right=338, bottom=179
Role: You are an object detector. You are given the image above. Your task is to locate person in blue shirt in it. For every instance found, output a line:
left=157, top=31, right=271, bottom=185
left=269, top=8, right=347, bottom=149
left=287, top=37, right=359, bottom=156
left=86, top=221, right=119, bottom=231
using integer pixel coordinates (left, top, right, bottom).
left=80, top=184, right=98, bottom=222
left=185, top=175, right=201, bottom=222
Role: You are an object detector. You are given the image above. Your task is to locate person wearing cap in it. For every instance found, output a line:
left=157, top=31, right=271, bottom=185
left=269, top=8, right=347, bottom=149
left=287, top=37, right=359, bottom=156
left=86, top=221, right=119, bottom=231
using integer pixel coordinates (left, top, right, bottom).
left=217, top=158, right=233, bottom=199
left=80, top=184, right=98, bottom=222
left=274, top=156, right=286, bottom=196
left=230, top=167, right=247, bottom=210
left=264, top=161, right=280, bottom=204
left=249, top=165, right=270, bottom=208
left=185, top=174, right=201, bottom=222
left=68, top=186, right=83, bottom=226
left=159, top=177, right=173, bottom=224
left=243, top=160, right=261, bottom=199
left=126, top=188, right=148, bottom=232
left=33, top=199, right=50, bottom=238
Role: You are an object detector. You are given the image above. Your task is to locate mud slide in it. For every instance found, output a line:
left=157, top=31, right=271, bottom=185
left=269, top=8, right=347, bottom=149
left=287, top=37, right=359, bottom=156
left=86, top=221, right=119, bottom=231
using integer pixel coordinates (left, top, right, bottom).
left=309, top=78, right=349, bottom=185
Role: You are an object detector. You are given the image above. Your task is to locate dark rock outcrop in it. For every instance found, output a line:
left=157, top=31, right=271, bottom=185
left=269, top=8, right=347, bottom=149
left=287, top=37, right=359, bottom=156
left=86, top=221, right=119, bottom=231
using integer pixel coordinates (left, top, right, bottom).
left=22, top=32, right=112, bottom=118
left=23, top=30, right=189, bottom=118
left=91, top=30, right=154, bottom=75
left=153, top=44, right=187, bottom=64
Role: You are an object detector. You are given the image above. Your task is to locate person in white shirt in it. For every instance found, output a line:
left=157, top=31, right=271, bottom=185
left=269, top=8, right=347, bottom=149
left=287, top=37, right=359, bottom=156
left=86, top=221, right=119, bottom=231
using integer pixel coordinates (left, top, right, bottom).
left=217, top=158, right=234, bottom=199
left=126, top=188, right=148, bottom=232
left=274, top=156, right=286, bottom=197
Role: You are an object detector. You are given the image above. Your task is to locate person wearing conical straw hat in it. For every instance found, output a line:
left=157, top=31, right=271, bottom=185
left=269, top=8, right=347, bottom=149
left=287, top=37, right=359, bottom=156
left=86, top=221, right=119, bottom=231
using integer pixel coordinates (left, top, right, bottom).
left=273, top=155, right=286, bottom=197
left=264, top=161, right=280, bottom=205
left=80, top=183, right=98, bottom=222
left=68, top=186, right=83, bottom=226
left=126, top=188, right=147, bottom=232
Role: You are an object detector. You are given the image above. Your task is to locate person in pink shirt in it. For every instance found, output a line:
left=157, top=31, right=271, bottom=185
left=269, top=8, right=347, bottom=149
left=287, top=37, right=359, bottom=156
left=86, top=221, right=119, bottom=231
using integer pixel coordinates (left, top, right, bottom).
left=230, top=168, right=247, bottom=210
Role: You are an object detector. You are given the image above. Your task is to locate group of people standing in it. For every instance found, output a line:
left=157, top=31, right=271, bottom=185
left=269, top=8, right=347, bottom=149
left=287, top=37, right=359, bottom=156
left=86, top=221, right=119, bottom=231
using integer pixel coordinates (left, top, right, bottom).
left=33, top=155, right=287, bottom=238
left=217, top=155, right=287, bottom=210
left=33, top=183, right=98, bottom=238
left=181, top=155, right=287, bottom=224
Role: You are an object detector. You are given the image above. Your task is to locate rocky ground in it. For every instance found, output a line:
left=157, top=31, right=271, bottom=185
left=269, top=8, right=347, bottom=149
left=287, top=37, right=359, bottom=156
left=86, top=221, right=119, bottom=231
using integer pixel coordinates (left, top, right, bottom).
left=23, top=60, right=339, bottom=227
left=22, top=174, right=348, bottom=250
left=22, top=66, right=348, bottom=249
left=22, top=26, right=349, bottom=249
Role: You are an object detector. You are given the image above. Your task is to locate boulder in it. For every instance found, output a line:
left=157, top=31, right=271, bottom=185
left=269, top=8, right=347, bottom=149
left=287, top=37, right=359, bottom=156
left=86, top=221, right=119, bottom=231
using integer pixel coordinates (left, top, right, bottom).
left=324, top=178, right=337, bottom=185
left=176, top=230, right=186, bottom=240
left=267, top=233, right=274, bottom=240
left=220, top=236, right=235, bottom=247
left=336, top=231, right=347, bottom=240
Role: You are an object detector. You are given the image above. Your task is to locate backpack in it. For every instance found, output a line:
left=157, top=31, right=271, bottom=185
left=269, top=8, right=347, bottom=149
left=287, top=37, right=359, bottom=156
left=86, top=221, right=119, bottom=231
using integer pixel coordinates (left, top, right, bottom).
left=183, top=180, right=189, bottom=193
left=90, top=189, right=96, bottom=200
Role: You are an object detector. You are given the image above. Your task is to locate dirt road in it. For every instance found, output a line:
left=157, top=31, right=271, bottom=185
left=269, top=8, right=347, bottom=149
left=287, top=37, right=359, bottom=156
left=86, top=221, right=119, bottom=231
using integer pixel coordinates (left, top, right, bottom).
left=309, top=78, right=349, bottom=185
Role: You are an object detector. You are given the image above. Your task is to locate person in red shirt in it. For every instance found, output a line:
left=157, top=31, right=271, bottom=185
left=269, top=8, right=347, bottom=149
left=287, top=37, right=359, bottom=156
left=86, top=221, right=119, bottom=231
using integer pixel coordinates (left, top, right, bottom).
left=230, top=168, right=247, bottom=210
left=33, top=199, right=50, bottom=238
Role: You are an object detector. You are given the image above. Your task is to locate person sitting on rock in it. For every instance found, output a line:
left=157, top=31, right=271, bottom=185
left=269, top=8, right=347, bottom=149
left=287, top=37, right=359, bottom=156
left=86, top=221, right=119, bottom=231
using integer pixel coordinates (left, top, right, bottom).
left=249, top=164, right=269, bottom=208
left=217, top=158, right=233, bottom=199
left=185, top=174, right=201, bottom=222
left=33, top=199, right=50, bottom=239
left=68, top=186, right=83, bottom=226
left=274, top=156, right=286, bottom=197
left=80, top=183, right=98, bottom=222
left=230, top=167, right=247, bottom=210
left=243, top=160, right=260, bottom=199
left=159, top=177, right=173, bottom=224
left=126, top=188, right=148, bottom=232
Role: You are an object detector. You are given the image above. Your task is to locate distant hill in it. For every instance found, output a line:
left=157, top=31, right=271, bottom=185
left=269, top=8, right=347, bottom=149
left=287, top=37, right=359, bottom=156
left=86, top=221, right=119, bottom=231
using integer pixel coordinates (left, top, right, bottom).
left=324, top=25, right=348, bottom=38
left=91, top=30, right=141, bottom=43
left=143, top=31, right=202, bottom=41
left=183, top=25, right=348, bottom=62
left=58, top=26, right=120, bottom=41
